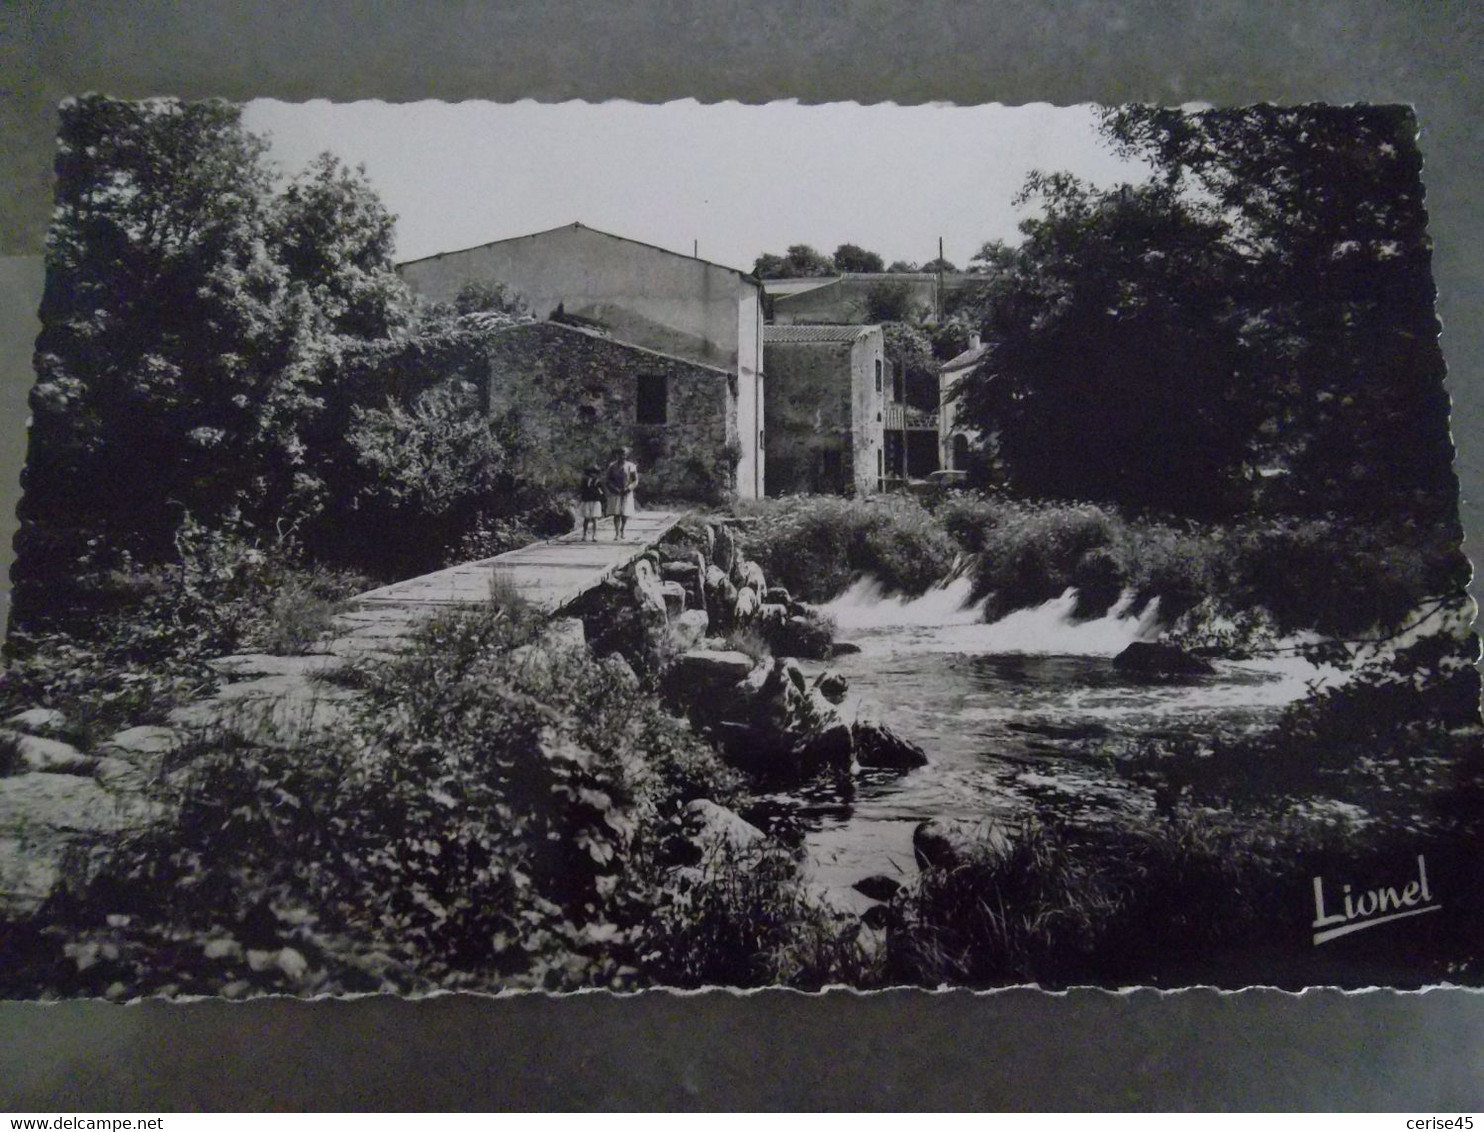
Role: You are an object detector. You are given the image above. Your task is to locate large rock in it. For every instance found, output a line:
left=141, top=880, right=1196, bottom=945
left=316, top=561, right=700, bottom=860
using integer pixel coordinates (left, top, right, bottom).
left=713, top=524, right=738, bottom=574
left=704, top=566, right=738, bottom=630
left=912, top=818, right=1017, bottom=873
left=542, top=617, right=587, bottom=654
left=732, top=586, right=760, bottom=625
left=764, top=586, right=793, bottom=608
left=714, top=657, right=855, bottom=781
left=98, top=725, right=183, bottom=761
left=812, top=670, right=849, bottom=704
left=0, top=772, right=162, bottom=915
left=768, top=613, right=835, bottom=659
left=661, top=560, right=701, bottom=585
left=668, top=609, right=711, bottom=652
left=1112, top=641, right=1215, bottom=676
left=659, top=580, right=688, bottom=619
left=852, top=718, right=929, bottom=770
left=0, top=730, right=92, bottom=775
left=599, top=653, right=641, bottom=692
left=6, top=708, right=68, bottom=736
left=684, top=799, right=766, bottom=858
left=632, top=558, right=669, bottom=625
left=670, top=648, right=757, bottom=692
left=737, top=560, right=766, bottom=595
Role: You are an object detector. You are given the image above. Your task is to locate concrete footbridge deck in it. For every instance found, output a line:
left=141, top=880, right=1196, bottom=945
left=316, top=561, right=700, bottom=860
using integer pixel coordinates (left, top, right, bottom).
left=349, top=510, right=683, bottom=617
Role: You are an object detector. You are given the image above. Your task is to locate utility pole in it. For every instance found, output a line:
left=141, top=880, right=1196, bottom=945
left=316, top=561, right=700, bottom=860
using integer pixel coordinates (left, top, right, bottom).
left=936, top=236, right=945, bottom=322
left=694, top=239, right=699, bottom=258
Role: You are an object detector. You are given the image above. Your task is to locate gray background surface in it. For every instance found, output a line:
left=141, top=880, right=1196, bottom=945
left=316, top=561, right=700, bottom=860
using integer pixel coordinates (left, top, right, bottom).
left=0, top=0, right=1481, bottom=1111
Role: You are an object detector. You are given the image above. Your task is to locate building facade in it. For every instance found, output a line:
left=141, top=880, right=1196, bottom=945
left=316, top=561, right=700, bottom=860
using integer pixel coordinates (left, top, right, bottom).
left=484, top=322, right=739, bottom=503
left=939, top=333, right=990, bottom=471
left=399, top=222, right=766, bottom=497
left=762, top=324, right=885, bottom=496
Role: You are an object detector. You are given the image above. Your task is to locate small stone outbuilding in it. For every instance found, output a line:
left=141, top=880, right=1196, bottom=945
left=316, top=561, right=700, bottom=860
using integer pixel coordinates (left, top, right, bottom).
left=762, top=324, right=886, bottom=496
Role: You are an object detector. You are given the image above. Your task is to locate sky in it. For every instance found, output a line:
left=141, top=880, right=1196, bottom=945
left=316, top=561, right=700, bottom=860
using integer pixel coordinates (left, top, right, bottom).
left=242, top=100, right=1154, bottom=271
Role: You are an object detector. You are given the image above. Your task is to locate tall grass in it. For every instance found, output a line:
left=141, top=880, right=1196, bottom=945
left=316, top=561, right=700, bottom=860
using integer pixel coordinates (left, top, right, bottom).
left=886, top=812, right=1483, bottom=989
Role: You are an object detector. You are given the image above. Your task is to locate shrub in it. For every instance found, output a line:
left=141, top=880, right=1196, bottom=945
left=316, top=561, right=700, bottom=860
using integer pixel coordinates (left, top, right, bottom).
left=886, top=811, right=1483, bottom=989
left=740, top=495, right=959, bottom=601
left=641, top=840, right=876, bottom=989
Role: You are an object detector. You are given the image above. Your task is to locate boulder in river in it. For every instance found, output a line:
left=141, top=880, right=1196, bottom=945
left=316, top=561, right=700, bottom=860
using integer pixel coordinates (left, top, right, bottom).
left=912, top=818, right=1018, bottom=872
left=715, top=657, right=855, bottom=781
left=812, top=670, right=849, bottom=704
left=852, top=718, right=929, bottom=770
left=1112, top=641, right=1215, bottom=676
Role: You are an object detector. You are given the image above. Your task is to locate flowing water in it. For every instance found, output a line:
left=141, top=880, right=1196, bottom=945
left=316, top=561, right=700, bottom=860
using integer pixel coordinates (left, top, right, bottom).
left=751, top=575, right=1343, bottom=914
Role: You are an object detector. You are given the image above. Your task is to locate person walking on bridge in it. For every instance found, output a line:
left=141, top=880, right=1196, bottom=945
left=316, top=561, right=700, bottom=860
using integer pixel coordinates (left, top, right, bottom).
left=604, top=446, right=639, bottom=540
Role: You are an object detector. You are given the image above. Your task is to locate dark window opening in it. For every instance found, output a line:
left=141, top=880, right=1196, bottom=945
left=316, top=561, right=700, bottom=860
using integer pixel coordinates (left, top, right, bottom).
left=637, top=373, right=668, bottom=424
left=874, top=358, right=882, bottom=393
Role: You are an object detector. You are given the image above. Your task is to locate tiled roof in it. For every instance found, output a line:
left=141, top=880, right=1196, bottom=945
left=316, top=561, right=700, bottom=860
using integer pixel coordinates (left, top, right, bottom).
left=941, top=343, right=991, bottom=373
left=764, top=324, right=876, bottom=344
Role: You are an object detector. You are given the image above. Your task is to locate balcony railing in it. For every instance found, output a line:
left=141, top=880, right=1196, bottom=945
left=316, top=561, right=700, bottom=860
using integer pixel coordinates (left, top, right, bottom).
left=884, top=403, right=939, bottom=431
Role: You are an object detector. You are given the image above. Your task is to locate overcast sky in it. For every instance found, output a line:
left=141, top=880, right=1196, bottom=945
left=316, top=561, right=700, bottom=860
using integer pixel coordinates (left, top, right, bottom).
left=242, top=100, right=1153, bottom=270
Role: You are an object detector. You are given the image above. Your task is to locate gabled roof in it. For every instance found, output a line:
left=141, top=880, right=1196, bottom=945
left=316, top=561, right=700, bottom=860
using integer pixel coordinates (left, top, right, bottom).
left=494, top=319, right=735, bottom=377
left=398, top=221, right=760, bottom=285
left=941, top=342, right=991, bottom=374
left=761, top=277, right=841, bottom=297
left=764, top=324, right=878, bottom=344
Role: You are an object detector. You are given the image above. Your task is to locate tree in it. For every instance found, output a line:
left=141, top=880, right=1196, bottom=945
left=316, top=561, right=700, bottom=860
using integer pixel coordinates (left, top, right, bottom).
left=272, top=152, right=409, bottom=340
left=954, top=173, right=1252, bottom=518
left=20, top=98, right=314, bottom=627
left=864, top=281, right=912, bottom=323
left=968, top=240, right=1018, bottom=274
left=751, top=244, right=836, bottom=279
left=1100, top=105, right=1454, bottom=527
left=920, top=257, right=958, bottom=273
left=15, top=97, right=420, bottom=630
left=886, top=260, right=919, bottom=273
left=832, top=243, right=884, bottom=273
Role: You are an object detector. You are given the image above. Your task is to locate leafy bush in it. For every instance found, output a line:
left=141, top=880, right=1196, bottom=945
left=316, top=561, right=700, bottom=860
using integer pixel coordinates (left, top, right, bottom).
left=643, top=842, right=875, bottom=989
left=739, top=496, right=960, bottom=601
left=23, top=598, right=778, bottom=996
left=1, top=516, right=368, bottom=745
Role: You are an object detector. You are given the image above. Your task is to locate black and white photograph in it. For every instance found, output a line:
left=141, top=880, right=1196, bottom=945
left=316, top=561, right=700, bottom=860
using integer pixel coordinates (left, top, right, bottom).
left=0, top=96, right=1477, bottom=999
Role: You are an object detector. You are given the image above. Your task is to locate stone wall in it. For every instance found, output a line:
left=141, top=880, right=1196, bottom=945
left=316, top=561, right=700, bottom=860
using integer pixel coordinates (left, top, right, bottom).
left=763, top=330, right=884, bottom=496
left=485, top=322, right=737, bottom=503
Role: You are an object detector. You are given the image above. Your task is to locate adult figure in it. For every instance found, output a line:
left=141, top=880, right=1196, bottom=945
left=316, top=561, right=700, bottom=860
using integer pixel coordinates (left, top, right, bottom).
left=604, top=445, right=639, bottom=540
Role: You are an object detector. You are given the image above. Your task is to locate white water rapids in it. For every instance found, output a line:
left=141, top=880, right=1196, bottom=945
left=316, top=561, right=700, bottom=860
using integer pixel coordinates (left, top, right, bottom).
left=757, top=573, right=1359, bottom=914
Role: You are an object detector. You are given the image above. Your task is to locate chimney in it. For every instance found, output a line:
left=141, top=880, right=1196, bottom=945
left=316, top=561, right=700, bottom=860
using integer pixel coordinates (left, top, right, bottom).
left=968, top=332, right=981, bottom=351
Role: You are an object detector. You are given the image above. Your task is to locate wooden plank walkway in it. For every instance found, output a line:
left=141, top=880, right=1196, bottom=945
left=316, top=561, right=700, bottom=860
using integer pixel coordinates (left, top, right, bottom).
left=350, top=511, right=683, bottom=616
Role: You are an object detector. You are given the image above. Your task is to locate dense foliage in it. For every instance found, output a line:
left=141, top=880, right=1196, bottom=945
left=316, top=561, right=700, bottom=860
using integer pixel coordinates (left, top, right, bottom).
left=949, top=106, right=1456, bottom=532
left=14, top=96, right=565, bottom=636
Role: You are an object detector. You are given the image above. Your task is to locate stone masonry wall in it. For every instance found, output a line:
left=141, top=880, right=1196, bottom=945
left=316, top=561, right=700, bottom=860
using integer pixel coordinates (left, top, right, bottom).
left=485, top=322, right=737, bottom=504
left=762, top=341, right=856, bottom=495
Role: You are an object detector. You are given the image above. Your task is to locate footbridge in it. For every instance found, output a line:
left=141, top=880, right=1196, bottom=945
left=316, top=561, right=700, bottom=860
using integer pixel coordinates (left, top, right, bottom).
left=332, top=511, right=683, bottom=655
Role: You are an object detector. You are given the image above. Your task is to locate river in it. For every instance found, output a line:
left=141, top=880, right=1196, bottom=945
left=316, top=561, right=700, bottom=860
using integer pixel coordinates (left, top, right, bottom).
left=748, top=576, right=1341, bottom=914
